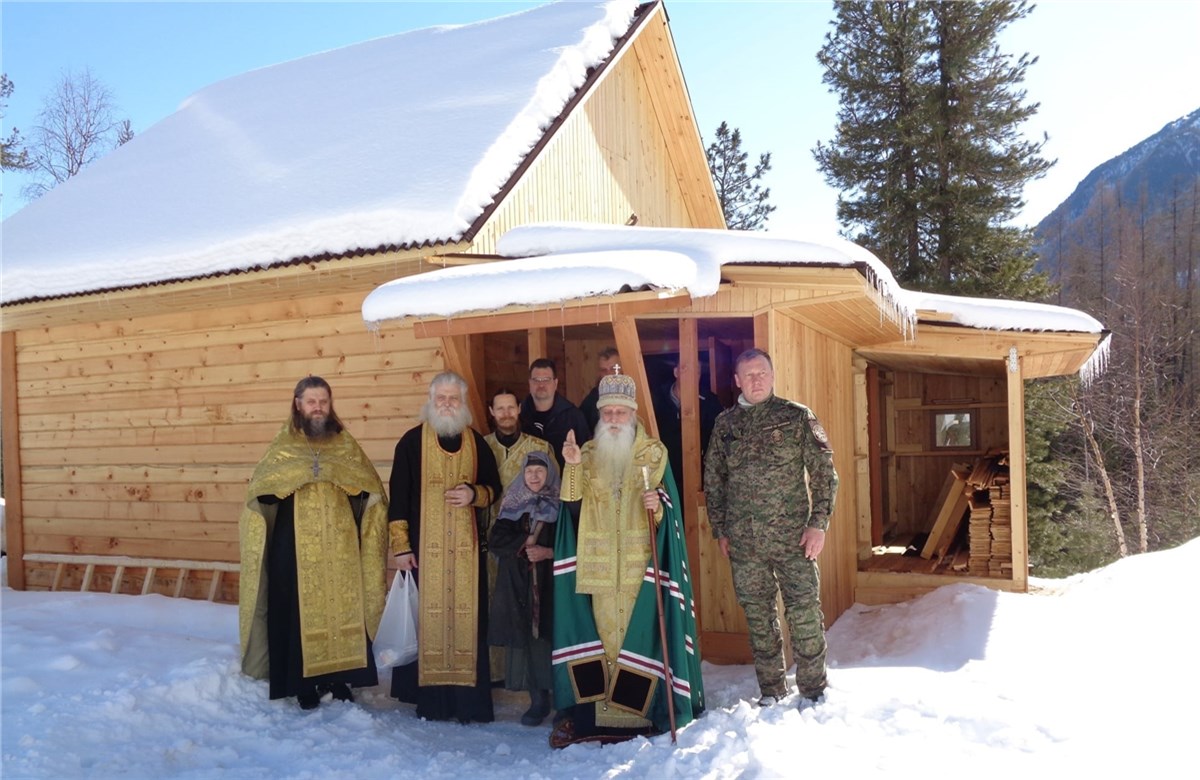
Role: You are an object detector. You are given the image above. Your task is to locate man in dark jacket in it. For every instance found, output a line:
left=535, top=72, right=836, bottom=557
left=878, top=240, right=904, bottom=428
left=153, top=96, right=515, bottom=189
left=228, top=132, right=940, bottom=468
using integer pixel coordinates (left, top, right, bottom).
left=520, top=358, right=591, bottom=468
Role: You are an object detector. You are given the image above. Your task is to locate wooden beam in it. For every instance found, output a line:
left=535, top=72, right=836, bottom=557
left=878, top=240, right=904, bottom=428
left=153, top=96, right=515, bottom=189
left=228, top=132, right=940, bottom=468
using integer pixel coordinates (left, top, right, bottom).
left=1006, top=349, right=1029, bottom=591
left=527, top=329, right=548, bottom=367
left=853, top=361, right=873, bottom=560
left=611, top=317, right=657, bottom=437
left=866, top=365, right=884, bottom=547
left=678, top=318, right=703, bottom=635
left=1, top=244, right=456, bottom=332
left=411, top=293, right=691, bottom=338
left=2, top=331, right=25, bottom=589
left=440, top=336, right=488, bottom=436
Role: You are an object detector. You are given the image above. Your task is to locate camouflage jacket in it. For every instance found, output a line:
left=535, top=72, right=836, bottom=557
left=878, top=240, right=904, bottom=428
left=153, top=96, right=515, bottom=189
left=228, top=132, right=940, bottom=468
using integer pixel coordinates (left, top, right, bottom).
left=704, top=394, right=838, bottom=540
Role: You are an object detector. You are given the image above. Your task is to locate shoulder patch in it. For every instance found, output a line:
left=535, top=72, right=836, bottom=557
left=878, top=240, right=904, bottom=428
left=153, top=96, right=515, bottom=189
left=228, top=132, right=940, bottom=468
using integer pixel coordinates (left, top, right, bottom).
left=808, top=419, right=831, bottom=451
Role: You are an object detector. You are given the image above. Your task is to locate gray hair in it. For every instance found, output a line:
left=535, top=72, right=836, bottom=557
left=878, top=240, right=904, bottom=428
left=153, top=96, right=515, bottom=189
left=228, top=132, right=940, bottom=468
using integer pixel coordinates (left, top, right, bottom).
left=427, top=371, right=469, bottom=399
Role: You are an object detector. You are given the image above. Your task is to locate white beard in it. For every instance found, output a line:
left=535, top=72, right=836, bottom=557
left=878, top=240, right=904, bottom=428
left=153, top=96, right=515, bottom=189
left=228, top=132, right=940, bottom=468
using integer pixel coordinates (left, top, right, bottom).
left=421, top=400, right=472, bottom=438
left=592, top=419, right=636, bottom=491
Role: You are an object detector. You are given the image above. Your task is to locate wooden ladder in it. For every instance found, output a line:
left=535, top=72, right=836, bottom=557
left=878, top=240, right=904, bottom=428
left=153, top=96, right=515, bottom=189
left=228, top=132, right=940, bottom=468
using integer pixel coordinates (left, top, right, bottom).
left=22, top=553, right=239, bottom=601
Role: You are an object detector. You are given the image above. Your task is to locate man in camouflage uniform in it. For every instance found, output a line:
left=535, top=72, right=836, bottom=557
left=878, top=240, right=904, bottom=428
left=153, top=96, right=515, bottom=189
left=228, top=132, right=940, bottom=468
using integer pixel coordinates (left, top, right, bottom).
left=704, top=348, right=838, bottom=709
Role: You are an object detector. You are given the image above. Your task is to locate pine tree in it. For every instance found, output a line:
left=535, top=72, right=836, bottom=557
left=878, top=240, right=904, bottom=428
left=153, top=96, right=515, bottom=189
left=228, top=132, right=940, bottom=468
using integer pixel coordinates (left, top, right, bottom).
left=1, top=73, right=32, bottom=172
left=814, top=0, right=1051, bottom=299
left=705, top=121, right=776, bottom=231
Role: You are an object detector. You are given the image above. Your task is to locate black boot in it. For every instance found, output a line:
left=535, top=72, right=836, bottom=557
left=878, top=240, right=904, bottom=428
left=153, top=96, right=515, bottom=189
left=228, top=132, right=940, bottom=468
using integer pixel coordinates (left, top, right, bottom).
left=327, top=683, right=354, bottom=703
left=297, top=688, right=320, bottom=710
left=520, top=689, right=551, bottom=726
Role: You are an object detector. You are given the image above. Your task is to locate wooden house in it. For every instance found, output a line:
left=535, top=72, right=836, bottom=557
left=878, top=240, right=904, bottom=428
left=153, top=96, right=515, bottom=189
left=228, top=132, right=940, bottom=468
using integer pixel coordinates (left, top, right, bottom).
left=1, top=0, right=1106, bottom=665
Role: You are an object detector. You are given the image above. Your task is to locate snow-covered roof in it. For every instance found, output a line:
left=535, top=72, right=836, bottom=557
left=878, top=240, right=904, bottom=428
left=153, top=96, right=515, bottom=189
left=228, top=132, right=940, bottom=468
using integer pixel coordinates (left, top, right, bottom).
left=363, top=222, right=1105, bottom=336
left=1, top=1, right=640, bottom=305
left=362, top=222, right=1109, bottom=380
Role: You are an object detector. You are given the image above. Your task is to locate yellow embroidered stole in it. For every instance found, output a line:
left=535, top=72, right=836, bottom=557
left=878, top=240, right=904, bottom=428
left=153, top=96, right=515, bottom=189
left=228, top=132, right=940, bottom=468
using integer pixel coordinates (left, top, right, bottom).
left=293, top=481, right=370, bottom=677
left=418, top=424, right=480, bottom=687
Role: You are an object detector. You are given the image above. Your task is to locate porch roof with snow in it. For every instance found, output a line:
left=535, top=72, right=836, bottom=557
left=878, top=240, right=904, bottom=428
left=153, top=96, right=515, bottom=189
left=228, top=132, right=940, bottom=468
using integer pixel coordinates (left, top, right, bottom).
left=363, top=223, right=1110, bottom=381
left=1, top=1, right=647, bottom=307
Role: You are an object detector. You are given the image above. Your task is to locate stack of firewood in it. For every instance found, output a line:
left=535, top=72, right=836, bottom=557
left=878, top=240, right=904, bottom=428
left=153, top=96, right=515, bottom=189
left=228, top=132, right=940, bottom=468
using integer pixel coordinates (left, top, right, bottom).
left=963, top=452, right=1011, bottom=576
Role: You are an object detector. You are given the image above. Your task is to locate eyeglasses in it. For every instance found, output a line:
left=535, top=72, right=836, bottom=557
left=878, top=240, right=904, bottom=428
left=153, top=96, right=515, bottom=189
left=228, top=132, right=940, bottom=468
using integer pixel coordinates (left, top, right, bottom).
left=529, top=377, right=556, bottom=385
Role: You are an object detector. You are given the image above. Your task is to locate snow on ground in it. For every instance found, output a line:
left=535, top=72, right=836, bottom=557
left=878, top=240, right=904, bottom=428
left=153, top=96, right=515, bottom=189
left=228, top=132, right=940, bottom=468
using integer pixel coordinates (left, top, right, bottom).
left=2, top=538, right=1196, bottom=779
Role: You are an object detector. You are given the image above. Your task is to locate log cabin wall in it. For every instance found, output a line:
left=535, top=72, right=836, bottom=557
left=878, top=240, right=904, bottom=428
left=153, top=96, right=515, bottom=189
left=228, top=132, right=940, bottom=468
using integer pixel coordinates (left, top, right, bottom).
left=11, top=286, right=436, bottom=598
left=766, top=311, right=858, bottom=624
left=881, top=369, right=1008, bottom=539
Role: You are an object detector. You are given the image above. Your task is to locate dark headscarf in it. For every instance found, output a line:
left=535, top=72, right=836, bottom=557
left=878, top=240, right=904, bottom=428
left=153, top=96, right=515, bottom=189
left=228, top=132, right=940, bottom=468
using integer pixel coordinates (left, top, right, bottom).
left=497, top=451, right=561, bottom=527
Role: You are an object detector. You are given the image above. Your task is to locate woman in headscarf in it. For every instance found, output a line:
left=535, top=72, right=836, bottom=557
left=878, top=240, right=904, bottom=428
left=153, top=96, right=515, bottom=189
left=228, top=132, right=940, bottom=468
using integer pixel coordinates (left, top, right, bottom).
left=488, top=451, right=560, bottom=726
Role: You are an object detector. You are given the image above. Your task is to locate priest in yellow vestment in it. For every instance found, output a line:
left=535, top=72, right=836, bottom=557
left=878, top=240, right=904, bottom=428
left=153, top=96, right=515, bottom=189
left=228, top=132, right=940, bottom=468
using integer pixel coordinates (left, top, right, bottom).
left=239, top=376, right=388, bottom=710
left=388, top=371, right=501, bottom=723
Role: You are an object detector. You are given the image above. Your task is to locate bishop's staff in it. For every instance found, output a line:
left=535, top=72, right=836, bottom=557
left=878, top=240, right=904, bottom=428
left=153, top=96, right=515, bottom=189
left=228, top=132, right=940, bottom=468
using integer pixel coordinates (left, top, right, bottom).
left=642, top=464, right=678, bottom=744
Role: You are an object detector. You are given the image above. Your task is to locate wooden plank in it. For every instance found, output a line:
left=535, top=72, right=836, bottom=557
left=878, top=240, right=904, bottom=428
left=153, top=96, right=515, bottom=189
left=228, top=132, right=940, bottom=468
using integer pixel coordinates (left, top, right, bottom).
left=611, top=317, right=658, bottom=437
left=2, top=330, right=26, bottom=588
left=22, top=516, right=239, bottom=542
left=174, top=569, right=190, bottom=598
left=110, top=565, right=126, bottom=594
left=81, top=563, right=96, bottom=592
left=440, top=335, right=487, bottom=436
left=0, top=245, right=447, bottom=332
left=25, top=534, right=238, bottom=561
left=920, top=467, right=970, bottom=559
left=410, top=293, right=691, bottom=338
left=678, top=317, right=703, bottom=634
left=207, top=571, right=223, bottom=602
left=142, top=567, right=157, bottom=595
left=1006, top=353, right=1029, bottom=591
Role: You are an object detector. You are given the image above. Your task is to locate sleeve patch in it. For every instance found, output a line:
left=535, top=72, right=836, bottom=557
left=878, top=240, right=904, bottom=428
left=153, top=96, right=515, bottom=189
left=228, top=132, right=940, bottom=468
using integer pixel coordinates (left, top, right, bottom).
left=808, top=419, right=831, bottom=450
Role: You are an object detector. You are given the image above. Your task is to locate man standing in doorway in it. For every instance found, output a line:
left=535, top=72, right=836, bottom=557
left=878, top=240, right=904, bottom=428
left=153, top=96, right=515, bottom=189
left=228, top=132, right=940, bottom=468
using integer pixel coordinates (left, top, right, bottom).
left=388, top=371, right=501, bottom=723
left=239, top=376, right=389, bottom=710
left=650, top=359, right=725, bottom=498
left=521, top=358, right=591, bottom=469
left=579, top=347, right=621, bottom=431
left=704, top=348, right=839, bottom=709
left=483, top=388, right=554, bottom=685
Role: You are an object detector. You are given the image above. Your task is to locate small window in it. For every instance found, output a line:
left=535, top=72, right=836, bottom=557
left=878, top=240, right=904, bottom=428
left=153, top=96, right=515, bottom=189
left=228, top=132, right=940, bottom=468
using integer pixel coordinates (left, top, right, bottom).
left=934, top=411, right=974, bottom=448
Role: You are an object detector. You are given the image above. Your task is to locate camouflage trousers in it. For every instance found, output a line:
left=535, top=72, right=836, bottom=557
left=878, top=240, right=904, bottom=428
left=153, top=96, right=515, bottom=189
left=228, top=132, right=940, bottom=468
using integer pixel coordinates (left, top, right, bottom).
left=729, top=544, right=827, bottom=699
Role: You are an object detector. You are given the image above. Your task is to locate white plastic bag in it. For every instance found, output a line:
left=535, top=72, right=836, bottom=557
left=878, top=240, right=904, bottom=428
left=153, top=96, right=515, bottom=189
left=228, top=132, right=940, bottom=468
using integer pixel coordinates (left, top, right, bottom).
left=374, top=570, right=419, bottom=668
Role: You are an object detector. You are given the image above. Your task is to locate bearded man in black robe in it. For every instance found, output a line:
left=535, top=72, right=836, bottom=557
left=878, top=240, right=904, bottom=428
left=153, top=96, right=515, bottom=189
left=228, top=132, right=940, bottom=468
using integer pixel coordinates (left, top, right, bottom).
left=388, top=371, right=501, bottom=723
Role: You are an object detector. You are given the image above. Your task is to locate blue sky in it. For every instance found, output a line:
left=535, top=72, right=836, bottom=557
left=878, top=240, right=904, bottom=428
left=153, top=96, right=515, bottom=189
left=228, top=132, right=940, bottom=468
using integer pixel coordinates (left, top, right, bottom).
left=3, top=1, right=1199, bottom=230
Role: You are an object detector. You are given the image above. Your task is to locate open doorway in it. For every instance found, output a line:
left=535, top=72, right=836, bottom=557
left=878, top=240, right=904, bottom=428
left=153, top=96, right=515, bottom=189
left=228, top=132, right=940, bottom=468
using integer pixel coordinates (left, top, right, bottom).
left=860, top=364, right=1014, bottom=578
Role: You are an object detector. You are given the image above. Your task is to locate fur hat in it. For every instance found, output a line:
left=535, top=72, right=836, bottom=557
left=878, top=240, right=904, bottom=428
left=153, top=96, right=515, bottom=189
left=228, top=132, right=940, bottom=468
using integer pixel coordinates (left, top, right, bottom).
left=596, top=373, right=638, bottom=411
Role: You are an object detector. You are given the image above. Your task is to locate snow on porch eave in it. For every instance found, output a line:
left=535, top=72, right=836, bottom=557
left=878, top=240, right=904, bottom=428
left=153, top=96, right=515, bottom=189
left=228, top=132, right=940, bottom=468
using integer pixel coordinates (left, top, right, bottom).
left=360, top=249, right=703, bottom=331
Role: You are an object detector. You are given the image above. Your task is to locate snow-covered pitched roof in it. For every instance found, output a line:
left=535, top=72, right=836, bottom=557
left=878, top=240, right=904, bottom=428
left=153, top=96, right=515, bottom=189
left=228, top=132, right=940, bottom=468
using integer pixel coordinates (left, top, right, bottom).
left=1, top=1, right=640, bottom=305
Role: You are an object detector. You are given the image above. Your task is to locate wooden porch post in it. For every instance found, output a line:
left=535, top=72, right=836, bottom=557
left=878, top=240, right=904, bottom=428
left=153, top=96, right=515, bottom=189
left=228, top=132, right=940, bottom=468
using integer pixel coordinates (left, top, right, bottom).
left=612, top=317, right=657, bottom=437
left=1006, top=347, right=1029, bottom=591
left=678, top=318, right=704, bottom=633
left=2, top=331, right=25, bottom=589
left=440, top=335, right=488, bottom=435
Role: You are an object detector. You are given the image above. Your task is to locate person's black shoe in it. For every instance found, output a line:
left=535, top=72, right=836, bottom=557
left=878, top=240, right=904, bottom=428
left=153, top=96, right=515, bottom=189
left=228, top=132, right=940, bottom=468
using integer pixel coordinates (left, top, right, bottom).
left=797, top=691, right=825, bottom=711
left=520, top=689, right=551, bottom=726
left=297, top=689, right=320, bottom=710
left=327, top=683, right=354, bottom=703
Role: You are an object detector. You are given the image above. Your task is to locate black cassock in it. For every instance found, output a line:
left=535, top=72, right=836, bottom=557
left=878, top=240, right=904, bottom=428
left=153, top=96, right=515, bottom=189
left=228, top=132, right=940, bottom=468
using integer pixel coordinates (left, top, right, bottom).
left=262, top=493, right=378, bottom=700
left=387, top=426, right=500, bottom=723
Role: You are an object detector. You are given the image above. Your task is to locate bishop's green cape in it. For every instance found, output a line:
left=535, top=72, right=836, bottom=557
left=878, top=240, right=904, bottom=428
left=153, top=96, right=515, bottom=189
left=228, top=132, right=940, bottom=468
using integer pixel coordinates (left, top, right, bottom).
left=552, top=462, right=705, bottom=733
